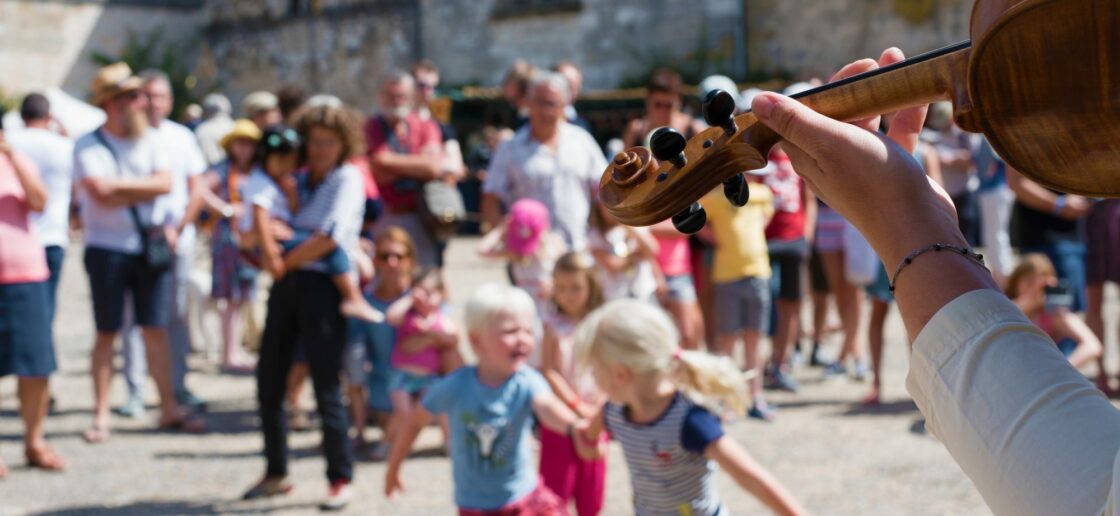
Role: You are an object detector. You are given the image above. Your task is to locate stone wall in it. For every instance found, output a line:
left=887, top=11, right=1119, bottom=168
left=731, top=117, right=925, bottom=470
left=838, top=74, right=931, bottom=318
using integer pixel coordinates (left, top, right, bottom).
left=746, top=0, right=973, bottom=80
left=0, top=0, right=206, bottom=100
left=0, top=0, right=974, bottom=113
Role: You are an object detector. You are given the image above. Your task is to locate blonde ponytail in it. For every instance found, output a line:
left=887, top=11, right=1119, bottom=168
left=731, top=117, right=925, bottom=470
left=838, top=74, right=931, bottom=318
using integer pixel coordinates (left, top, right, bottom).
left=577, top=299, right=751, bottom=415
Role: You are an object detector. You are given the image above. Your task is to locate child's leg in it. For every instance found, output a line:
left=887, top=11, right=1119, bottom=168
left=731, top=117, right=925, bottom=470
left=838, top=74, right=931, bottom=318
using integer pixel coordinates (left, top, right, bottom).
left=348, top=383, right=368, bottom=447
left=743, top=329, right=764, bottom=403
left=866, top=298, right=891, bottom=403
left=538, top=424, right=578, bottom=505
left=386, top=390, right=414, bottom=453
left=220, top=300, right=250, bottom=369
left=333, top=274, right=384, bottom=323
left=574, top=455, right=607, bottom=516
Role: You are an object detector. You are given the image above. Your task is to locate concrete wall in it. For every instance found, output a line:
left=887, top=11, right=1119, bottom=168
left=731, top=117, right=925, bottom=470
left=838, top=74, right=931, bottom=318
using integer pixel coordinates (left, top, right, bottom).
left=0, top=0, right=205, bottom=101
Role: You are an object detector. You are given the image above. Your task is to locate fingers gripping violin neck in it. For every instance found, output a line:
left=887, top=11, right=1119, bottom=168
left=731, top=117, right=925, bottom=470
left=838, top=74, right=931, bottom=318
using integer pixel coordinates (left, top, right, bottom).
left=601, top=0, right=1120, bottom=230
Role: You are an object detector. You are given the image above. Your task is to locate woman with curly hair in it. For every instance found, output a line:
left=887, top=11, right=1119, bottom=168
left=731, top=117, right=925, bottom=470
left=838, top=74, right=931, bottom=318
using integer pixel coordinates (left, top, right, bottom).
left=242, top=104, right=368, bottom=510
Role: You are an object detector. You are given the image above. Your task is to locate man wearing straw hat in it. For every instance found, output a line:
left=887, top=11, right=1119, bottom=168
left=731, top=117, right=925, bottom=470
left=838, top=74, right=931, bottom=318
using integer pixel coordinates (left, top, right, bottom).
left=72, top=63, right=204, bottom=442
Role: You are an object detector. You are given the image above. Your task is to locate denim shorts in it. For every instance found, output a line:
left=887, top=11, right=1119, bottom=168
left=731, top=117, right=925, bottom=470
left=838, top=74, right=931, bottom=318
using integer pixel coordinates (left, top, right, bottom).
left=388, top=369, right=440, bottom=396
left=84, top=247, right=173, bottom=332
left=0, top=281, right=56, bottom=377
left=663, top=274, right=697, bottom=303
left=713, top=276, right=771, bottom=335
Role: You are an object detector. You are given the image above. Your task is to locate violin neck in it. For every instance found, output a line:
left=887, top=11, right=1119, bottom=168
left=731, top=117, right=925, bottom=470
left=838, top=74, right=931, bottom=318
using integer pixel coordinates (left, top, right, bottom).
left=742, top=41, right=973, bottom=153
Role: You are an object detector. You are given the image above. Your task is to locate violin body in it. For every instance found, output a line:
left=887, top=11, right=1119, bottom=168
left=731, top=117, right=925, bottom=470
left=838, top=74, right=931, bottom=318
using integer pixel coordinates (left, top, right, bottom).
left=601, top=0, right=1120, bottom=227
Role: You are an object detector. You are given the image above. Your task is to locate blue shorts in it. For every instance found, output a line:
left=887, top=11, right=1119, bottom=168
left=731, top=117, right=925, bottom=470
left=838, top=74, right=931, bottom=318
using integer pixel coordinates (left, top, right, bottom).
left=388, top=369, right=439, bottom=396
left=0, top=281, right=56, bottom=377
left=84, top=247, right=173, bottom=332
left=664, top=274, right=697, bottom=303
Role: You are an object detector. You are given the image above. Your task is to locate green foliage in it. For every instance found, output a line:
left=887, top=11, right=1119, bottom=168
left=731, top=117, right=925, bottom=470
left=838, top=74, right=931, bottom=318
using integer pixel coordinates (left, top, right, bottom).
left=89, top=30, right=208, bottom=119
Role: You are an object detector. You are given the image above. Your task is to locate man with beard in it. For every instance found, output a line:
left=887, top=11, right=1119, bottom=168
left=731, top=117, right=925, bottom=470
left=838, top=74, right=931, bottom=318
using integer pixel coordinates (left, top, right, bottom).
left=113, top=70, right=210, bottom=419
left=366, top=70, right=444, bottom=267
left=73, top=63, right=204, bottom=442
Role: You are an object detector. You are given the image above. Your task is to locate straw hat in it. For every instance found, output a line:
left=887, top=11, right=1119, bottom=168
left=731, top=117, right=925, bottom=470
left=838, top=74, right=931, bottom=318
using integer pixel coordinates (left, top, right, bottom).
left=90, top=62, right=144, bottom=106
left=220, top=118, right=263, bottom=151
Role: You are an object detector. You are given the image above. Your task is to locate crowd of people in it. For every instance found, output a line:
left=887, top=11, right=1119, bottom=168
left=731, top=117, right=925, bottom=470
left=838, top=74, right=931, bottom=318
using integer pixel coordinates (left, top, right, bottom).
left=1, top=49, right=1119, bottom=515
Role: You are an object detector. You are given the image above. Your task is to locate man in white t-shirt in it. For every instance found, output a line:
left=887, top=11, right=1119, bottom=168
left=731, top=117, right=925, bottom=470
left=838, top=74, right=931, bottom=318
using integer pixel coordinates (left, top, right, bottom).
left=114, top=70, right=210, bottom=418
left=482, top=72, right=606, bottom=252
left=6, top=93, right=73, bottom=321
left=74, top=63, right=203, bottom=442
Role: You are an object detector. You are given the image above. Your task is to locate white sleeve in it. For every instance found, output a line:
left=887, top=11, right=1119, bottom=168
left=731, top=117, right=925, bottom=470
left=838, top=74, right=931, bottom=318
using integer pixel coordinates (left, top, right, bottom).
left=907, top=289, right=1120, bottom=516
left=482, top=139, right=512, bottom=203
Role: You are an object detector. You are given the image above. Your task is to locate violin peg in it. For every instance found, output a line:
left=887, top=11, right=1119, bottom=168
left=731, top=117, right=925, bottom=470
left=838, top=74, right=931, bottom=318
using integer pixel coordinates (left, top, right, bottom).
left=722, top=173, right=749, bottom=207
left=703, top=89, right=738, bottom=135
left=671, top=202, right=707, bottom=234
left=650, top=127, right=687, bottom=168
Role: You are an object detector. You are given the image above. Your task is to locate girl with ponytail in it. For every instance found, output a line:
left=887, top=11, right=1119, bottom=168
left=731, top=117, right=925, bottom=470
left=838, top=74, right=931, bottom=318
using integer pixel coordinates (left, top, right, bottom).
left=576, top=299, right=805, bottom=516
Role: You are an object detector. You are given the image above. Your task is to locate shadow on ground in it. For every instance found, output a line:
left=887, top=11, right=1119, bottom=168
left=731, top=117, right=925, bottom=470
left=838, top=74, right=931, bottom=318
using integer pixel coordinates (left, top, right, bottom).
left=33, top=499, right=320, bottom=515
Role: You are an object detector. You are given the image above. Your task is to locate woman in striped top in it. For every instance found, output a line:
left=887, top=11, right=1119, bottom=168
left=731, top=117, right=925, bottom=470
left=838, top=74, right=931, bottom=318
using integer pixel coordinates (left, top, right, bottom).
left=576, top=299, right=805, bottom=515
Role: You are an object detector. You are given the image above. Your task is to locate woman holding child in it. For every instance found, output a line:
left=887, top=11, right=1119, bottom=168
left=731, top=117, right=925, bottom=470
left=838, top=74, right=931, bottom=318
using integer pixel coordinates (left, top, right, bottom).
left=242, top=105, right=367, bottom=511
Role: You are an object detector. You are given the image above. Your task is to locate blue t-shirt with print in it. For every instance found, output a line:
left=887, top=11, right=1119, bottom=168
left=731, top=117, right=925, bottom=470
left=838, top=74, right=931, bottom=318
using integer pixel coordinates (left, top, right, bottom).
left=422, top=366, right=550, bottom=510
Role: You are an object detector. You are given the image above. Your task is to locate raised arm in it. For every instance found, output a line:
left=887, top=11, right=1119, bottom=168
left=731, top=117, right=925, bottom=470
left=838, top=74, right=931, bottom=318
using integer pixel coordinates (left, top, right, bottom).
left=753, top=48, right=1120, bottom=516
left=707, top=437, right=806, bottom=516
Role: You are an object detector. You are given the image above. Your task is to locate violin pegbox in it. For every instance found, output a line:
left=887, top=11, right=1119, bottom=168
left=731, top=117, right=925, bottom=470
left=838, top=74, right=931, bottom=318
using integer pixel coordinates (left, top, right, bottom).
left=601, top=89, right=770, bottom=230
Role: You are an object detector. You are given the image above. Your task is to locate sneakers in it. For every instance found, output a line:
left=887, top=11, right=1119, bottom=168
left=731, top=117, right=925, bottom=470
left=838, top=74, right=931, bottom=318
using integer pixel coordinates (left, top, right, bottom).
left=822, top=361, right=847, bottom=379
left=114, top=392, right=146, bottom=419
left=789, top=349, right=806, bottom=370
left=370, top=441, right=389, bottom=462
left=764, top=365, right=800, bottom=393
left=747, top=403, right=776, bottom=421
left=176, top=389, right=207, bottom=412
left=319, top=479, right=354, bottom=511
left=242, top=476, right=294, bottom=500
left=852, top=360, right=870, bottom=382
left=809, top=343, right=828, bottom=367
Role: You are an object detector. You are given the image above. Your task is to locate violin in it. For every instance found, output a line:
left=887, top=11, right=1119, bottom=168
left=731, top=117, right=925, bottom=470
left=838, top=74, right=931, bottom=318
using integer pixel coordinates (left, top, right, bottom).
left=599, top=0, right=1120, bottom=232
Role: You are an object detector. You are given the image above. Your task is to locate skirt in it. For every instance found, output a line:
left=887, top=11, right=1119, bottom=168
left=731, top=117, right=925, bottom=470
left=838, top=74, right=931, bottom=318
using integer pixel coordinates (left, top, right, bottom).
left=0, top=281, right=57, bottom=377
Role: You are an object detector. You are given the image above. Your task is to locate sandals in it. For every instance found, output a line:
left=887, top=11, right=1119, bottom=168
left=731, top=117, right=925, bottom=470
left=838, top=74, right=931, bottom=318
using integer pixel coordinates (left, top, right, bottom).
left=242, top=476, right=294, bottom=500
left=26, top=446, right=65, bottom=472
left=83, top=424, right=110, bottom=444
left=158, top=415, right=207, bottom=434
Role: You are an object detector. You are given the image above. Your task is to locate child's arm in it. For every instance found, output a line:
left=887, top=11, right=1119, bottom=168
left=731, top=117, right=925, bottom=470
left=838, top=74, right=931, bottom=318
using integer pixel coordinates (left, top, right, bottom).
left=385, top=297, right=414, bottom=327
left=706, top=437, right=806, bottom=516
left=540, top=325, right=582, bottom=415
left=254, top=205, right=285, bottom=278
left=477, top=222, right=512, bottom=259
left=384, top=404, right=433, bottom=499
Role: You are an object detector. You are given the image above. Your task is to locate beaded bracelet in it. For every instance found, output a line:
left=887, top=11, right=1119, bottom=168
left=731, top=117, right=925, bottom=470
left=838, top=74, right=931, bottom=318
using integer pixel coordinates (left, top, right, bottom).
left=889, top=243, right=986, bottom=292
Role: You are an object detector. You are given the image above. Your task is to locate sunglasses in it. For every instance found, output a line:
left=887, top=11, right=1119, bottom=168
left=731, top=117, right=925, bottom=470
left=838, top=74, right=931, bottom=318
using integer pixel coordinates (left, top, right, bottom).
left=376, top=251, right=409, bottom=261
left=650, top=101, right=674, bottom=110
left=266, top=129, right=301, bottom=149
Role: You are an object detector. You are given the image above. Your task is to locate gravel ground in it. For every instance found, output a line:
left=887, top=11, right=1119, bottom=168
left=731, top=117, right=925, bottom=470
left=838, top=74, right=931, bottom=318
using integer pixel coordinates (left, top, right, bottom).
left=6, top=237, right=1112, bottom=515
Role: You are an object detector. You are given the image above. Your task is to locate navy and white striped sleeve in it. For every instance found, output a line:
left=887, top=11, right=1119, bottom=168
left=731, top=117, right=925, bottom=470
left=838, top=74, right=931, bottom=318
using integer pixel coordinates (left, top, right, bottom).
left=680, top=405, right=724, bottom=454
left=319, top=164, right=365, bottom=243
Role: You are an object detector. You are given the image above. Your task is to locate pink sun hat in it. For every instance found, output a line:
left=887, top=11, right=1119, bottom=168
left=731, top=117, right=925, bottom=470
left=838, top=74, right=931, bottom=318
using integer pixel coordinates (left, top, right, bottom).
left=506, top=199, right=551, bottom=257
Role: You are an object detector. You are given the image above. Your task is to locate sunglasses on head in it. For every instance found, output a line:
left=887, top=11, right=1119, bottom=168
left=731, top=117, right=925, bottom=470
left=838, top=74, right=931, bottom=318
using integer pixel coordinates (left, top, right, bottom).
left=266, top=129, right=301, bottom=150
left=376, top=251, right=408, bottom=261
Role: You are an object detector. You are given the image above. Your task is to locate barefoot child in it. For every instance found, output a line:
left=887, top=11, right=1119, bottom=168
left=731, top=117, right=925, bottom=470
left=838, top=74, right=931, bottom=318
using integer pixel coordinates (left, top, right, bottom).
left=577, top=299, right=806, bottom=516
left=241, top=124, right=382, bottom=323
left=385, top=284, right=594, bottom=515
left=378, top=267, right=462, bottom=458
left=539, top=252, right=607, bottom=516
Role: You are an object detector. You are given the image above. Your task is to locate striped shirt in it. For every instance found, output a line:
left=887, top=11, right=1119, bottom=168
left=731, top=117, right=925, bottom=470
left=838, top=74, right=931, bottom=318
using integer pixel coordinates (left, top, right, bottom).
left=605, top=393, right=727, bottom=516
left=292, top=163, right=365, bottom=273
